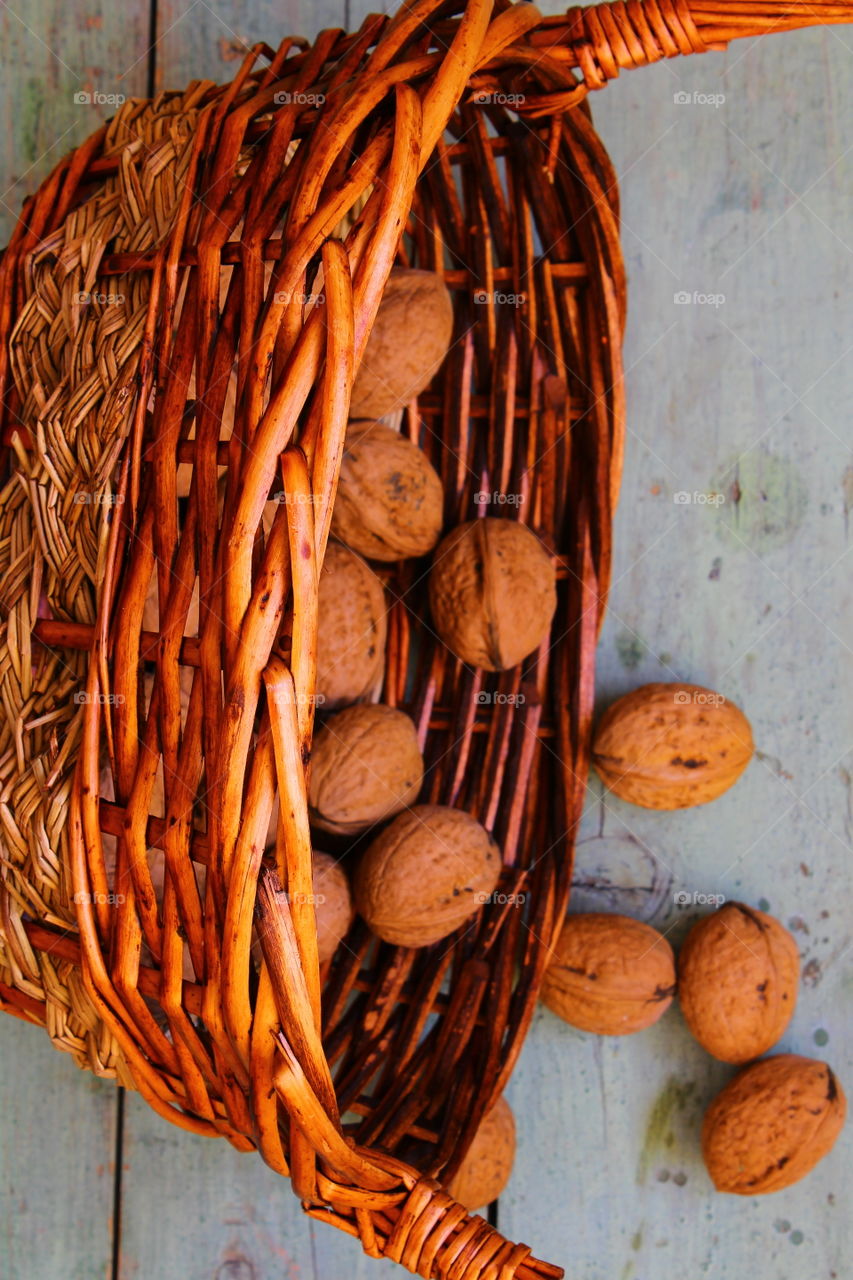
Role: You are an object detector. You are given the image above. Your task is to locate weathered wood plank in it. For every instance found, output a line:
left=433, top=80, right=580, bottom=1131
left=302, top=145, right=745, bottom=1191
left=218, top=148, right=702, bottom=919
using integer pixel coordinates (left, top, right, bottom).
left=116, top=1091, right=319, bottom=1280
left=0, top=1018, right=117, bottom=1280
left=0, top=1, right=150, bottom=245
left=502, top=10, right=853, bottom=1279
left=152, top=0, right=344, bottom=93
left=0, top=3, right=151, bottom=1276
left=311, top=1214, right=414, bottom=1278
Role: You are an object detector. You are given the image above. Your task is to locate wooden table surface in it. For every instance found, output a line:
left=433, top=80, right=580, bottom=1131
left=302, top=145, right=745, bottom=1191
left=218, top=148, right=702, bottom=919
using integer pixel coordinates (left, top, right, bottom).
left=1, top=4, right=851, bottom=1279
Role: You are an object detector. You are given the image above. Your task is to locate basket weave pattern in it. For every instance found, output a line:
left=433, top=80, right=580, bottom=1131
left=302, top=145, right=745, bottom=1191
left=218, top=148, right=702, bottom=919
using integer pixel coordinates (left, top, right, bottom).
left=1, top=3, right=851, bottom=1276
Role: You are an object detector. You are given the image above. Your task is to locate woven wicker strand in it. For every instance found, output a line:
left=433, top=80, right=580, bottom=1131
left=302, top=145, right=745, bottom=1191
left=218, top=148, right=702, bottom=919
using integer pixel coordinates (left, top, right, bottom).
left=1, top=3, right=851, bottom=1276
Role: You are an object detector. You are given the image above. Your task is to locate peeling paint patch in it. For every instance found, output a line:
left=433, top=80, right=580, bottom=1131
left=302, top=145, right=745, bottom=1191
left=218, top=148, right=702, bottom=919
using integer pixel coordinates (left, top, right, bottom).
left=20, top=77, right=45, bottom=165
left=713, top=448, right=808, bottom=553
left=616, top=629, right=645, bottom=670
left=637, top=1078, right=698, bottom=1185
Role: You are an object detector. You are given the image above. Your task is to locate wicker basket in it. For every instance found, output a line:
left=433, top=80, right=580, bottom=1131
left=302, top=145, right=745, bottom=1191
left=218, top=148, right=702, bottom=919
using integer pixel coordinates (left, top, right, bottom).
left=1, top=3, right=850, bottom=1276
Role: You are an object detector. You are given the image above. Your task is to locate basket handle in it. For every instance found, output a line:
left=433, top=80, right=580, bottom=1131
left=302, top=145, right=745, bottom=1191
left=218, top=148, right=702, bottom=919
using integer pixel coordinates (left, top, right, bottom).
left=526, top=1, right=853, bottom=93
left=256, top=867, right=563, bottom=1278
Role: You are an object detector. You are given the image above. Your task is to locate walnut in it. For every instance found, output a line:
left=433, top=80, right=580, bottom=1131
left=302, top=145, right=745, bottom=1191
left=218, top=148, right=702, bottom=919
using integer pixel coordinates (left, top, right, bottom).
left=251, top=851, right=353, bottom=969
left=350, top=268, right=454, bottom=419
left=312, top=852, right=354, bottom=965
left=353, top=805, right=501, bottom=948
left=702, top=1054, right=846, bottom=1194
left=428, top=519, right=556, bottom=671
left=592, top=683, right=754, bottom=809
left=447, top=1097, right=516, bottom=1209
left=316, top=542, right=387, bottom=709
left=540, top=912, right=676, bottom=1035
left=678, top=902, right=799, bottom=1063
left=309, top=704, right=424, bottom=836
left=330, top=420, right=444, bottom=562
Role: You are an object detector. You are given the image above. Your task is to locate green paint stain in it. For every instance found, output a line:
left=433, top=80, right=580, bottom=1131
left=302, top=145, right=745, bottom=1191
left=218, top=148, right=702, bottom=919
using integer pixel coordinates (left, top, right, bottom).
left=658, top=652, right=672, bottom=667
left=758, top=898, right=771, bottom=912
left=20, top=78, right=45, bottom=165
left=814, top=1028, right=829, bottom=1046
left=616, top=630, right=645, bottom=670
left=619, top=1264, right=634, bottom=1280
left=636, top=1077, right=699, bottom=1185
left=713, top=448, right=808, bottom=554
left=631, top=1228, right=643, bottom=1251
left=790, top=1231, right=804, bottom=1245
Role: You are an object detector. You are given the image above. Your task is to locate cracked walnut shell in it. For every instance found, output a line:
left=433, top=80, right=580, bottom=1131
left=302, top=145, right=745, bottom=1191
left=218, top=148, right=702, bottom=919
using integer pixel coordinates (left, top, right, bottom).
left=349, top=268, right=454, bottom=419
left=331, top=420, right=444, bottom=562
left=678, top=902, right=799, bottom=1064
left=702, top=1054, right=846, bottom=1194
left=541, top=912, right=676, bottom=1035
left=428, top=519, right=556, bottom=672
left=353, top=804, right=501, bottom=948
left=592, top=682, right=754, bottom=809
left=309, top=704, right=424, bottom=836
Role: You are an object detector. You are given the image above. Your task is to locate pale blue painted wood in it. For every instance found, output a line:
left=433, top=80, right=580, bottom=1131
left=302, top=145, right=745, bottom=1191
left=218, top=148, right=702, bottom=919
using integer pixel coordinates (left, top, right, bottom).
left=1, top=5, right=852, bottom=1280
left=0, top=11, right=159, bottom=1278
left=153, top=0, right=345, bottom=94
left=116, top=1091, right=319, bottom=1280
left=0, top=1, right=150, bottom=244
left=500, top=10, right=853, bottom=1279
left=0, top=1018, right=117, bottom=1280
